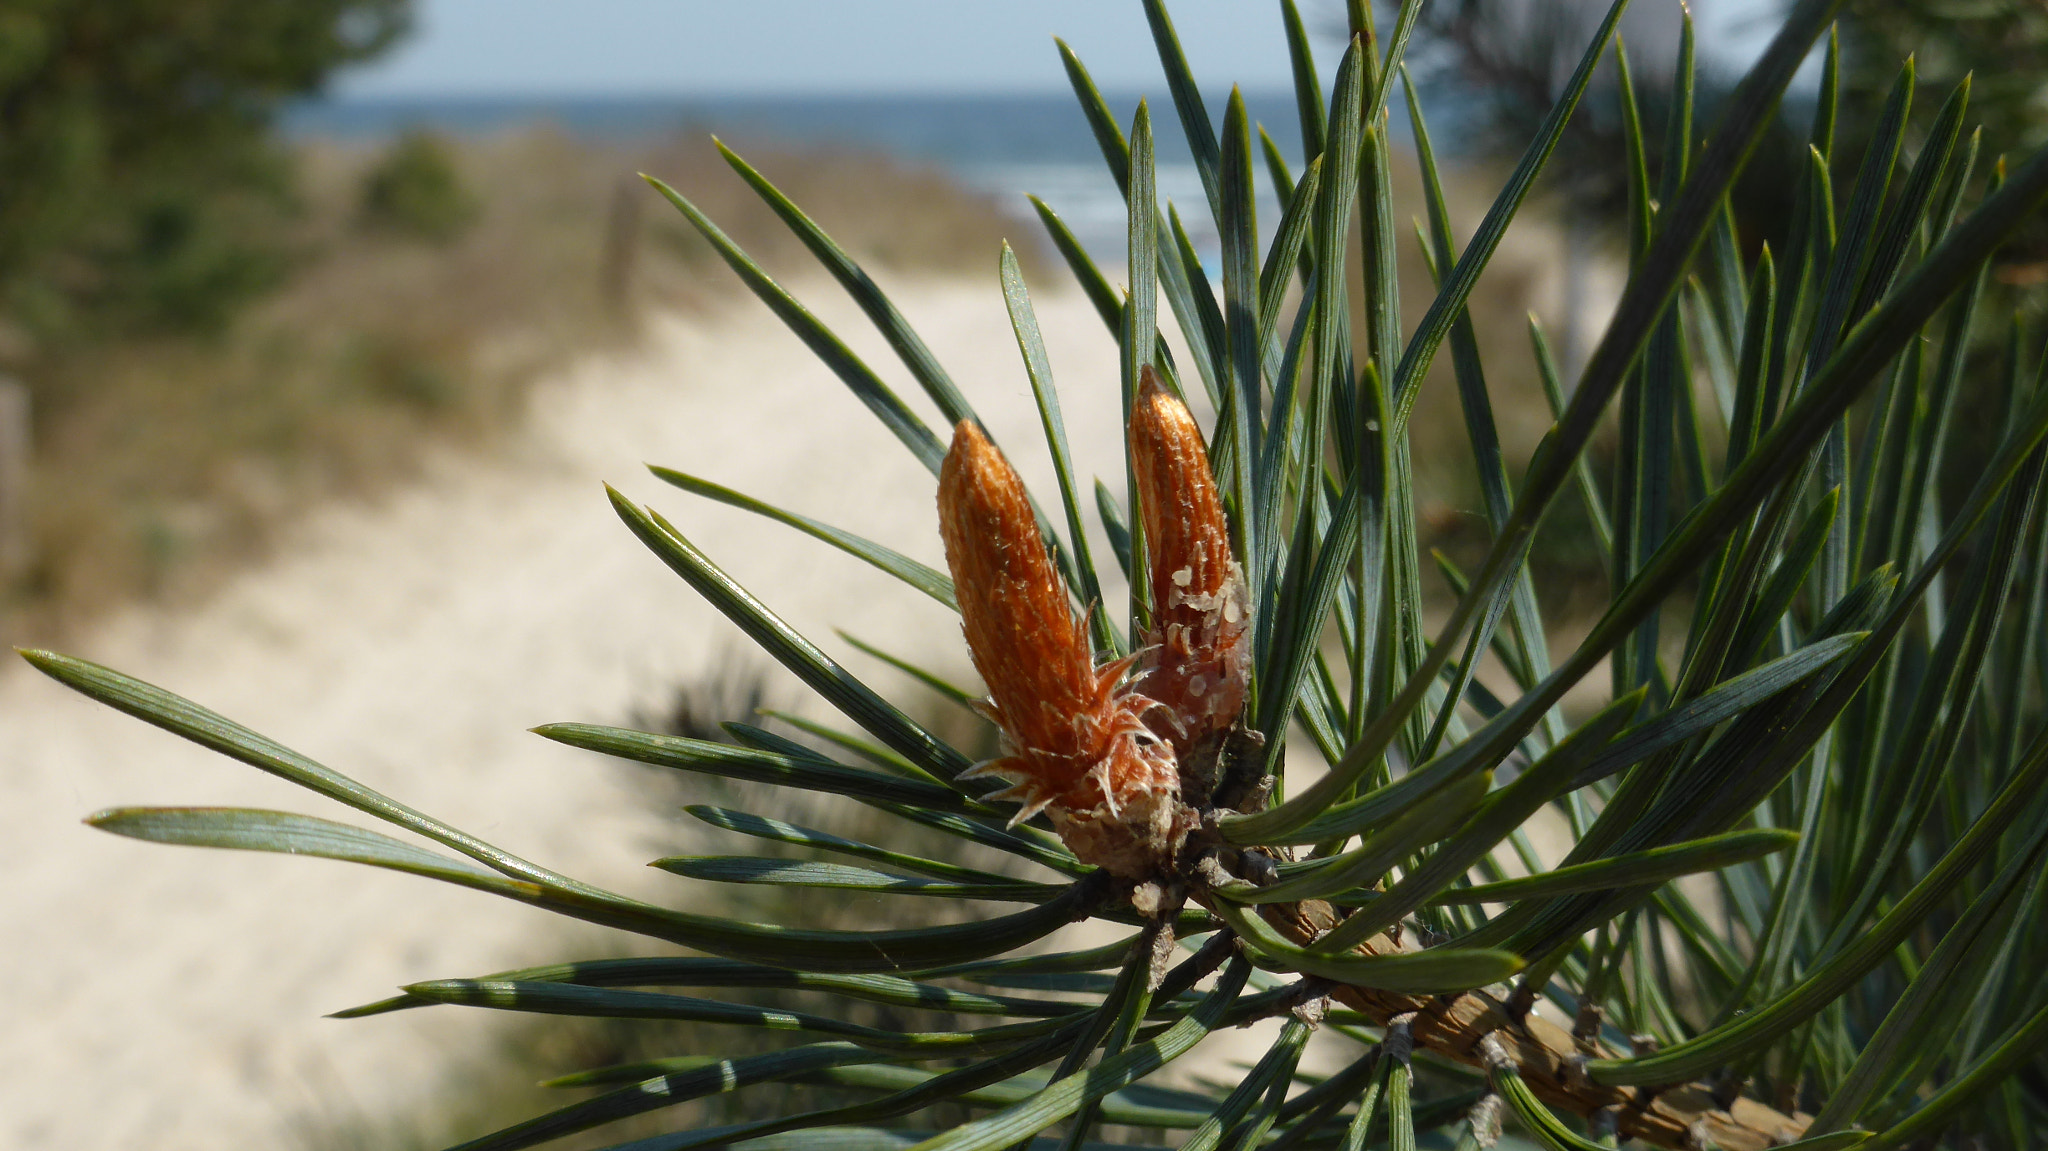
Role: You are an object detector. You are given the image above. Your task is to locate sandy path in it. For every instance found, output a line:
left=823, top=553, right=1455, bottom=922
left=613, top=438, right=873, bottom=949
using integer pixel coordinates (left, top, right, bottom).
left=0, top=276, right=1141, bottom=1148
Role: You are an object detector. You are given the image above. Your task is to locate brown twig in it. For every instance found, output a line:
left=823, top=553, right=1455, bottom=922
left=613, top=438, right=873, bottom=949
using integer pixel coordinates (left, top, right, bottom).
left=1242, top=894, right=1812, bottom=1151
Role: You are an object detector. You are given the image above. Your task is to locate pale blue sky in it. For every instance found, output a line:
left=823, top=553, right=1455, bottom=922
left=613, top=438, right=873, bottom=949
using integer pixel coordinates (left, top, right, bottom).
left=335, top=0, right=1784, bottom=99
left=335, top=1, right=1300, bottom=96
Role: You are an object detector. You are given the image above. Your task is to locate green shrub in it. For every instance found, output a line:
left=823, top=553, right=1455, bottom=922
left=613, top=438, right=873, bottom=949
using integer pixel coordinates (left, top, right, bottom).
left=0, top=0, right=410, bottom=340
left=358, top=129, right=482, bottom=244
left=33, top=1, right=2048, bottom=1149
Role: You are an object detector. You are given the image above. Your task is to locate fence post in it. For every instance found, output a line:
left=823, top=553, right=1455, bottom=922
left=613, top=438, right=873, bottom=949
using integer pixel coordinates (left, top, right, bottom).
left=601, top=175, right=644, bottom=313
left=0, top=376, right=28, bottom=582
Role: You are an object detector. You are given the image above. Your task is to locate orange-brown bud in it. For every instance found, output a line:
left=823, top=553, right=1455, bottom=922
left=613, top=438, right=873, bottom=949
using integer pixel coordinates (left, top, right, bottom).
left=1129, top=366, right=1251, bottom=757
left=937, top=420, right=1187, bottom=877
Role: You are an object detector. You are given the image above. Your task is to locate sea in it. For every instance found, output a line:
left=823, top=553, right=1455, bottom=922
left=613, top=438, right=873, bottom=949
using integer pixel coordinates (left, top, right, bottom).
left=286, top=91, right=1429, bottom=273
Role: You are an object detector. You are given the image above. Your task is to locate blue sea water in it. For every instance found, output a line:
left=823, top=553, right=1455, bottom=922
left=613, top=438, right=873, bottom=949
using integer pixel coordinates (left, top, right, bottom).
left=286, top=92, right=1339, bottom=270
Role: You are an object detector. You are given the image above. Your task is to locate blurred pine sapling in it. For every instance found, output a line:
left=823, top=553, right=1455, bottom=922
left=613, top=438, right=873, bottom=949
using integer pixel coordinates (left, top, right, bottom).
left=32, top=0, right=2048, bottom=1147
left=358, top=128, right=483, bottom=244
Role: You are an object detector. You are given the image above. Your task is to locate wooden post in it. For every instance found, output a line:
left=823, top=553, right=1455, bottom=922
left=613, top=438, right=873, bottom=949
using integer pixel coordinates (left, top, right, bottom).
left=0, top=375, right=28, bottom=582
left=601, top=175, right=644, bottom=313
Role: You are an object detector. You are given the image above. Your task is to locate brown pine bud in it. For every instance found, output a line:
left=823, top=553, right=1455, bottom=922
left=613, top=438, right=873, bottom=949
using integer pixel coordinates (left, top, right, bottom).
left=937, top=420, right=1189, bottom=878
left=1129, top=366, right=1251, bottom=759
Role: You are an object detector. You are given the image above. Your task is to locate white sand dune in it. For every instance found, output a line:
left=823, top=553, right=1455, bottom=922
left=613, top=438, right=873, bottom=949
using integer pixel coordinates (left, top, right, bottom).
left=0, top=277, right=1137, bottom=1149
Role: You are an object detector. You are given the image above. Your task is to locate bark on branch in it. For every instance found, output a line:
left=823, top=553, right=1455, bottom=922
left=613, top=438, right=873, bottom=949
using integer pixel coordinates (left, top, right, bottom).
left=1246, top=896, right=1812, bottom=1151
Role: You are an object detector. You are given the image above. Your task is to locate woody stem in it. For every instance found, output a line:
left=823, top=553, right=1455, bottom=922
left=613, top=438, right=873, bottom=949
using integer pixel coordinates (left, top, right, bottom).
left=1187, top=889, right=1811, bottom=1151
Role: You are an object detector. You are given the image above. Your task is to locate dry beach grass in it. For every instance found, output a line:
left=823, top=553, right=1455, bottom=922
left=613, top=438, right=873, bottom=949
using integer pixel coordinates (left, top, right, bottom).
left=6, top=128, right=1022, bottom=645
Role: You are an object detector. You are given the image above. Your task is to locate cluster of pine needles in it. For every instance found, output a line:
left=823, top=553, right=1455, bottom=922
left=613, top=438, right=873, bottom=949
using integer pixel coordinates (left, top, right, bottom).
left=31, top=0, right=2048, bottom=1148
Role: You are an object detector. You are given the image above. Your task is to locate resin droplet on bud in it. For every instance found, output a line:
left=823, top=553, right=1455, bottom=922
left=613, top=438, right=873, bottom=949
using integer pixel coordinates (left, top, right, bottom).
left=936, top=420, right=1190, bottom=879
left=1129, top=367, right=1251, bottom=768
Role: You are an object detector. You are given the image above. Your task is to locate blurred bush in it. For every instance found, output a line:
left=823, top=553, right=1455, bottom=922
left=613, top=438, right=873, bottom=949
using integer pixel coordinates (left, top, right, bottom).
left=0, top=0, right=411, bottom=342
left=356, top=129, right=481, bottom=244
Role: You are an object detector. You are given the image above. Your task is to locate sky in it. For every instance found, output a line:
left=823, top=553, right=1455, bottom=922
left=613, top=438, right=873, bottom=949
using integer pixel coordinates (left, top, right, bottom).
left=333, top=0, right=1786, bottom=99
left=334, top=1, right=1300, bottom=97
